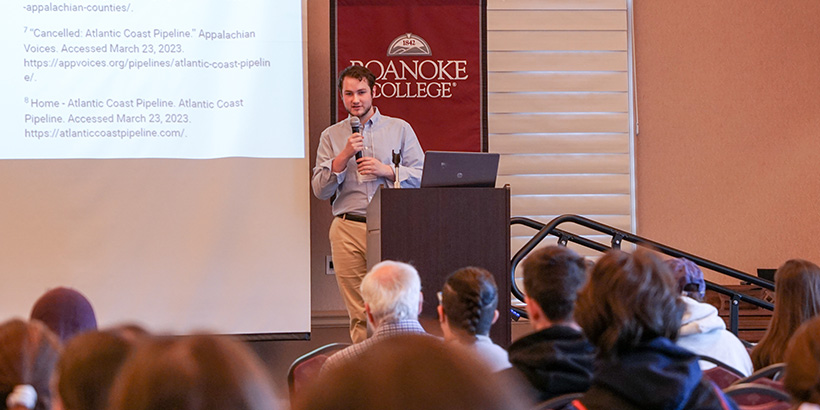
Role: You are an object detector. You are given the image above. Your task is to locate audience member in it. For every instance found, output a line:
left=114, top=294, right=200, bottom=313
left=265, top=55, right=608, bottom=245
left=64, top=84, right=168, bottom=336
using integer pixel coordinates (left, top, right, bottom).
left=569, top=249, right=738, bottom=410
left=105, top=323, right=150, bottom=343
left=0, top=319, right=61, bottom=410
left=296, top=334, right=529, bottom=410
left=751, top=259, right=820, bottom=370
left=438, top=267, right=511, bottom=371
left=53, top=331, right=137, bottom=410
left=321, top=260, right=428, bottom=373
left=784, top=315, right=820, bottom=409
left=30, top=287, right=97, bottom=343
left=502, top=245, right=594, bottom=402
left=666, top=258, right=753, bottom=376
left=107, top=334, right=280, bottom=410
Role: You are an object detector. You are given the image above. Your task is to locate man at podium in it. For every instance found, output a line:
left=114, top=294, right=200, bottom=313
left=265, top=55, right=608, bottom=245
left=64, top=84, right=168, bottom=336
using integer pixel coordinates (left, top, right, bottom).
left=311, top=65, right=424, bottom=343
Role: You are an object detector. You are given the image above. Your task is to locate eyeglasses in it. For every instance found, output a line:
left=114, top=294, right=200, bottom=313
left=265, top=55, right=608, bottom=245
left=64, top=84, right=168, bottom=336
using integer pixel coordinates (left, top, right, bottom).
left=436, top=291, right=442, bottom=305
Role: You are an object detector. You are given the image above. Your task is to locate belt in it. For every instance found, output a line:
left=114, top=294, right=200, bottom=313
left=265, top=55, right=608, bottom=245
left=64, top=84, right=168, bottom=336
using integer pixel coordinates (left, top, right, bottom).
left=337, top=213, right=366, bottom=223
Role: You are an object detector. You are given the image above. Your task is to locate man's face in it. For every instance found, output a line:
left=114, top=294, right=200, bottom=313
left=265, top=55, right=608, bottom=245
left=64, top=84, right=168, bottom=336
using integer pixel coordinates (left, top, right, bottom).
left=341, top=76, right=373, bottom=119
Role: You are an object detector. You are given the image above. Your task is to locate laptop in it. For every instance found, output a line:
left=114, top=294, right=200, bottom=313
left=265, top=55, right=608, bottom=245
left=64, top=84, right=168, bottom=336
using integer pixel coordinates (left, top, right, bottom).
left=420, top=151, right=500, bottom=188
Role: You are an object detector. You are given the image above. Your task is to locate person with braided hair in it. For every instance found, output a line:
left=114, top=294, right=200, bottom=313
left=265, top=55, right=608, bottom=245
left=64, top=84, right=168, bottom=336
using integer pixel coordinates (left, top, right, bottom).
left=437, top=267, right=511, bottom=372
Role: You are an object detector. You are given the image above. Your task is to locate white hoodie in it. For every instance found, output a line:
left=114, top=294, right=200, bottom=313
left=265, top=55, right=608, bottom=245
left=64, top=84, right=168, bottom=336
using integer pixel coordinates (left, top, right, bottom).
left=676, top=296, right=754, bottom=377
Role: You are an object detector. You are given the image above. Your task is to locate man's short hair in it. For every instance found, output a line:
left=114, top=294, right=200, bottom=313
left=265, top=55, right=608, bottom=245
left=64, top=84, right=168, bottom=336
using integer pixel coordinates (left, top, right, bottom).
left=362, top=261, right=421, bottom=323
left=521, top=245, right=588, bottom=322
left=337, top=65, right=376, bottom=93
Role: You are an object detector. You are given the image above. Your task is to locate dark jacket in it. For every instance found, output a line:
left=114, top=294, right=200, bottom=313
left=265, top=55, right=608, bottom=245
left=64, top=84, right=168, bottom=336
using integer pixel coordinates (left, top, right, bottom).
left=569, top=337, right=738, bottom=410
left=504, top=325, right=595, bottom=402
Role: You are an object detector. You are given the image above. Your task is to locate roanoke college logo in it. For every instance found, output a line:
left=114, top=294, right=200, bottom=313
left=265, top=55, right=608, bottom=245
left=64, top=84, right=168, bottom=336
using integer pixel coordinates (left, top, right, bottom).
left=387, top=33, right=431, bottom=56
left=349, top=32, right=467, bottom=99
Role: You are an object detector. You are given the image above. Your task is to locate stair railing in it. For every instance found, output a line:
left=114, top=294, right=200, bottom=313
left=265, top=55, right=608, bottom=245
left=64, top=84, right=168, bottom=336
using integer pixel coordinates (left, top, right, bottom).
left=511, top=214, right=774, bottom=335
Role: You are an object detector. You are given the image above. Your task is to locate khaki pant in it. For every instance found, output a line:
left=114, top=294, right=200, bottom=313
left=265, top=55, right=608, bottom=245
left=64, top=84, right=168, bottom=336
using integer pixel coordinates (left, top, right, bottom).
left=329, top=217, right=368, bottom=343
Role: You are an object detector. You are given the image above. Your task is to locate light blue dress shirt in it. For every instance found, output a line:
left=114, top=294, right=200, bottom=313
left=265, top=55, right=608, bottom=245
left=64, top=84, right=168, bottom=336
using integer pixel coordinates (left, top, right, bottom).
left=312, top=108, right=424, bottom=216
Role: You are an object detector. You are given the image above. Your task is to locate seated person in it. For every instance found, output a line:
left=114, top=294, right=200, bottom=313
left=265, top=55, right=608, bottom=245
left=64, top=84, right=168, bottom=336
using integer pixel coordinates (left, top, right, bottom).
left=752, top=259, right=820, bottom=369
left=30, top=287, right=97, bottom=343
left=569, top=250, right=738, bottom=410
left=503, top=245, right=595, bottom=401
left=438, top=266, right=511, bottom=371
left=322, top=260, right=429, bottom=373
left=0, top=319, right=61, bottom=410
left=666, top=258, right=753, bottom=376
left=296, top=335, right=530, bottom=410
left=107, top=334, right=281, bottom=410
left=53, top=330, right=143, bottom=410
left=784, top=315, right=820, bottom=409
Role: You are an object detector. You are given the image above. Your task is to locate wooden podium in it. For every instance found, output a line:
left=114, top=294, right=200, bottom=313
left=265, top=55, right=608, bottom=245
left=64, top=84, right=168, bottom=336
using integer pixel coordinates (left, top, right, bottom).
left=366, top=186, right=511, bottom=346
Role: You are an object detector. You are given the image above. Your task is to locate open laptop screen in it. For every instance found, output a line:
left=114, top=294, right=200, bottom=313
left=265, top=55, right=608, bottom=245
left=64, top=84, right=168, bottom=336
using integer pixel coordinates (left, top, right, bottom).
left=420, top=151, right=500, bottom=188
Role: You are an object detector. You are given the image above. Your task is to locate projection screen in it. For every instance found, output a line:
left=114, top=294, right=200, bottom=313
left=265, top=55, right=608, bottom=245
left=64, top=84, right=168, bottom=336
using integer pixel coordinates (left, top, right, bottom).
left=0, top=1, right=310, bottom=337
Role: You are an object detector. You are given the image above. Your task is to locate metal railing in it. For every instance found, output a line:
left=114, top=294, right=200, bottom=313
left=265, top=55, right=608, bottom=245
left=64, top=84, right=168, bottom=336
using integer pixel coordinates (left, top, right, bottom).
left=510, top=214, right=774, bottom=335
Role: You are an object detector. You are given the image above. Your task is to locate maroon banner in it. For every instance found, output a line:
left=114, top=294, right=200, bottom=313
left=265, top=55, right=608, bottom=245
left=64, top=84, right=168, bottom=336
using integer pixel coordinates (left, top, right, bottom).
left=334, top=0, right=485, bottom=152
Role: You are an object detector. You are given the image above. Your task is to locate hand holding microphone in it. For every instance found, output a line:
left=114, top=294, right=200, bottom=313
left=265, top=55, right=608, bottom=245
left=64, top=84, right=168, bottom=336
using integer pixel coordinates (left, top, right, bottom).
left=349, top=117, right=389, bottom=180
left=351, top=117, right=363, bottom=160
left=331, top=117, right=363, bottom=174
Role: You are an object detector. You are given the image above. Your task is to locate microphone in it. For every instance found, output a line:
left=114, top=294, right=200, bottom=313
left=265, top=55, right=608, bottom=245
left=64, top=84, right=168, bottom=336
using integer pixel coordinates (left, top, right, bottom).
left=392, top=149, right=402, bottom=189
left=351, top=117, right=362, bottom=159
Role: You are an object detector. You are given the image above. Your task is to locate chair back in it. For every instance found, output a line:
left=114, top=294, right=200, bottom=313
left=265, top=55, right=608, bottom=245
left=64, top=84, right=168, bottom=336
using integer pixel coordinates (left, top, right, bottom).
left=699, top=355, right=745, bottom=389
left=287, top=342, right=350, bottom=402
left=736, top=404, right=791, bottom=410
left=734, top=402, right=790, bottom=410
left=724, top=382, right=791, bottom=409
left=734, top=363, right=786, bottom=385
left=704, top=366, right=744, bottom=389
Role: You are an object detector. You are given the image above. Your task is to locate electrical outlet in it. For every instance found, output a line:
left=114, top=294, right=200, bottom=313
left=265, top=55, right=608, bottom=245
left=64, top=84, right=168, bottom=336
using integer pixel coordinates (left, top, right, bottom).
left=325, top=256, right=335, bottom=275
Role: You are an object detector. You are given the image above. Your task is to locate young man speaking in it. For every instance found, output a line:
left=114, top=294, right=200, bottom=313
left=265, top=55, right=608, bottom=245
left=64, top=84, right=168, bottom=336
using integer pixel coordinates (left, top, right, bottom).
left=312, top=65, right=424, bottom=343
